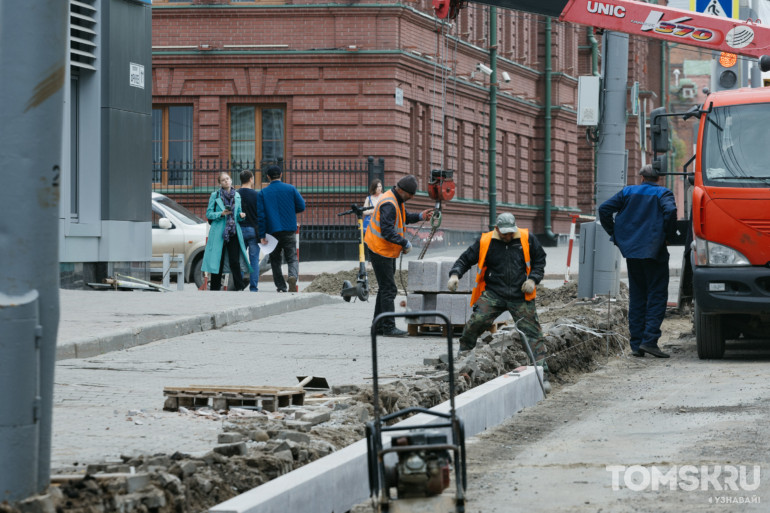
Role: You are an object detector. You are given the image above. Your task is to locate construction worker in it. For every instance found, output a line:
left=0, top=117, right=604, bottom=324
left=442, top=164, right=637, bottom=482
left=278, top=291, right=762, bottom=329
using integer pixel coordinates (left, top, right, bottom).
left=599, top=164, right=677, bottom=358
left=365, top=175, right=433, bottom=337
left=447, top=213, right=550, bottom=391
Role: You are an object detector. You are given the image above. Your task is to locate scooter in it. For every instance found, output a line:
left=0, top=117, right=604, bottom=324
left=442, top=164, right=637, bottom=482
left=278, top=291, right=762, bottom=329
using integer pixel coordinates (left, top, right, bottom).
left=337, top=203, right=369, bottom=302
left=366, top=311, right=467, bottom=512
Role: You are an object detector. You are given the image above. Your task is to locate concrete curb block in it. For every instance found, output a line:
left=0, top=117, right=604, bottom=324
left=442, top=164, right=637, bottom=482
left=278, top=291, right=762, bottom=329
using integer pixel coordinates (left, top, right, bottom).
left=57, top=294, right=341, bottom=361
left=210, top=367, right=543, bottom=513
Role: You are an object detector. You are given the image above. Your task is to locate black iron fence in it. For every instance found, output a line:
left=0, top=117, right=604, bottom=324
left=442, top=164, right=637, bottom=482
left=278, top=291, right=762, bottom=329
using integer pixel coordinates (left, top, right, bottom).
left=152, top=157, right=385, bottom=260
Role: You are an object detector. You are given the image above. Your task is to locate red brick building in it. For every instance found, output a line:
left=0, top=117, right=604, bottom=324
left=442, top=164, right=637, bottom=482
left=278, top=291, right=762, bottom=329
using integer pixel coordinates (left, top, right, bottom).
left=152, top=0, right=665, bottom=244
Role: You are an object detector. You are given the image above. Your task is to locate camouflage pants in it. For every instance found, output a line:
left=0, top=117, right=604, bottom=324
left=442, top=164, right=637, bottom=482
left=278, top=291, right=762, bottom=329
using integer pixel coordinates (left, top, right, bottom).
left=459, top=291, right=548, bottom=370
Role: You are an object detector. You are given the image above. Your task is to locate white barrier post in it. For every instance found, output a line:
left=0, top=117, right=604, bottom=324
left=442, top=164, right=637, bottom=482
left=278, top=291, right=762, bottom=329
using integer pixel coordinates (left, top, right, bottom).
left=565, top=214, right=579, bottom=283
left=296, top=224, right=300, bottom=263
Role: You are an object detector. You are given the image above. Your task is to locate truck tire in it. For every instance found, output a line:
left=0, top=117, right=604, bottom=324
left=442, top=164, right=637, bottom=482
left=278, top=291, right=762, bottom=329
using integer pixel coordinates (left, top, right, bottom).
left=191, top=256, right=204, bottom=288
left=695, top=301, right=725, bottom=359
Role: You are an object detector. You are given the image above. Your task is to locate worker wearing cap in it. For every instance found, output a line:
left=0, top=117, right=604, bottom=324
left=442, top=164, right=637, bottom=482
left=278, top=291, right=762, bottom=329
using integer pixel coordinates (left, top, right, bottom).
left=447, top=213, right=549, bottom=388
left=599, top=164, right=678, bottom=358
left=365, top=175, right=433, bottom=337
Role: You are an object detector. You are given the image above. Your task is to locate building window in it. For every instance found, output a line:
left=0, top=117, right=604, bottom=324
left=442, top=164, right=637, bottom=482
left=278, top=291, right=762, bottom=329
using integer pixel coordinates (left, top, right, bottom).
left=229, top=105, right=285, bottom=169
left=153, top=105, right=193, bottom=185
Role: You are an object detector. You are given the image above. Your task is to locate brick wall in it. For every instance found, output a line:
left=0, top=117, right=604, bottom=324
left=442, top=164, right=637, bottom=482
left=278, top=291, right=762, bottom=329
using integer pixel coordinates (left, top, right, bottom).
left=153, top=3, right=662, bottom=236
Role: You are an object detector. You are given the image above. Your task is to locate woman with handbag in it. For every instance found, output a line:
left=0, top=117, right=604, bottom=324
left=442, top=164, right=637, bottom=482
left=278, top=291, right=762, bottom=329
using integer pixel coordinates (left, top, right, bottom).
left=201, top=171, right=252, bottom=291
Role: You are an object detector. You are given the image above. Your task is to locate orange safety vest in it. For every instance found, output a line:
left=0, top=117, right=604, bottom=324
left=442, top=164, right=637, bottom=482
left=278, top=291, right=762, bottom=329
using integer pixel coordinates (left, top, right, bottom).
left=364, top=189, right=406, bottom=258
left=470, top=228, right=535, bottom=305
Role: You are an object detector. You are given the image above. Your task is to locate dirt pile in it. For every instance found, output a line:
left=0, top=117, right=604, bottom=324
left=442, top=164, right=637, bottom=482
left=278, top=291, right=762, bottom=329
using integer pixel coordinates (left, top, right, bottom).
left=2, top=283, right=631, bottom=513
left=303, top=268, right=409, bottom=295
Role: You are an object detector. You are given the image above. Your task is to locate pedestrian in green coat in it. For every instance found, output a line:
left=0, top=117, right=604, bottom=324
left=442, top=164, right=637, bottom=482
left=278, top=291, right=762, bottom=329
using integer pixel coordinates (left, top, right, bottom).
left=202, top=172, right=253, bottom=290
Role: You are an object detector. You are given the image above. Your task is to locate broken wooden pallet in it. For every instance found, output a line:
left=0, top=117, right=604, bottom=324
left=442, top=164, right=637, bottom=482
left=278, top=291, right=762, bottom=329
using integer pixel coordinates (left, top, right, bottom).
left=163, top=385, right=305, bottom=412
left=407, top=321, right=504, bottom=337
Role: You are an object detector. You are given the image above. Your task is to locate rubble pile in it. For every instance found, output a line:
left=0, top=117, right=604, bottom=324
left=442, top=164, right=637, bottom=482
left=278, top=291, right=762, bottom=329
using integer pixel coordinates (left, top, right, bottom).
left=2, top=283, right=631, bottom=513
left=303, top=268, right=409, bottom=295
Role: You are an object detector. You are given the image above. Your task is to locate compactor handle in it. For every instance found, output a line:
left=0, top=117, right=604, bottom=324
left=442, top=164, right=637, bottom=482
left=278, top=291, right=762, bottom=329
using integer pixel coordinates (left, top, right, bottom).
left=337, top=203, right=365, bottom=217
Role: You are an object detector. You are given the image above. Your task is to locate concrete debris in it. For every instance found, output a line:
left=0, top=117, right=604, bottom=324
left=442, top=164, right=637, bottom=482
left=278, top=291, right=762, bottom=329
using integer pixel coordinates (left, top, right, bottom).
left=217, top=432, right=244, bottom=444
left=213, top=442, right=248, bottom=457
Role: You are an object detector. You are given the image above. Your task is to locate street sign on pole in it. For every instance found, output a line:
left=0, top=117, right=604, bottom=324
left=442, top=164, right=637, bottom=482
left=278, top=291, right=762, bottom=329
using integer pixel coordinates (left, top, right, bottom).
left=691, top=0, right=739, bottom=19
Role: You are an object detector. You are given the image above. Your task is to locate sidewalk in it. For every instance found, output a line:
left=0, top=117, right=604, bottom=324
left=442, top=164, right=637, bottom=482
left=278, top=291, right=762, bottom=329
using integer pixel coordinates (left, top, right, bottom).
left=57, top=242, right=685, bottom=360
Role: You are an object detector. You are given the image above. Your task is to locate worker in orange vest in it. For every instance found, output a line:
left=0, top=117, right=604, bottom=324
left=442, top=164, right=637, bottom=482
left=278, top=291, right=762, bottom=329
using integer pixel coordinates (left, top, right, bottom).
left=447, top=212, right=550, bottom=391
left=365, top=175, right=433, bottom=337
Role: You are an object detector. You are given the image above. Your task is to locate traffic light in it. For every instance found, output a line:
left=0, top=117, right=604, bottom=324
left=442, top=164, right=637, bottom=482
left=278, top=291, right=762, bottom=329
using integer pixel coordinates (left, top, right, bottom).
left=712, top=52, right=740, bottom=91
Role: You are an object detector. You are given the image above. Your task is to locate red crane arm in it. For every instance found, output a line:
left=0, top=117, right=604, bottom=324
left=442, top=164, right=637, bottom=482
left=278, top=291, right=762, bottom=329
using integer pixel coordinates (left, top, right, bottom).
left=433, top=0, right=770, bottom=59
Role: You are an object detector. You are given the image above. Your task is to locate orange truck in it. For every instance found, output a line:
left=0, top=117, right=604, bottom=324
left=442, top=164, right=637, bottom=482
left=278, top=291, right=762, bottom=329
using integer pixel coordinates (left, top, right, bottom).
left=660, top=88, right=770, bottom=359
left=433, top=0, right=770, bottom=358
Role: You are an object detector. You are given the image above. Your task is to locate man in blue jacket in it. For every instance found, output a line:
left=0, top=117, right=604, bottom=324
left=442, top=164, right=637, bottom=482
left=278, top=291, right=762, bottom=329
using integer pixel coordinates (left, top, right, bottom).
left=599, top=164, right=678, bottom=358
left=258, top=165, right=306, bottom=292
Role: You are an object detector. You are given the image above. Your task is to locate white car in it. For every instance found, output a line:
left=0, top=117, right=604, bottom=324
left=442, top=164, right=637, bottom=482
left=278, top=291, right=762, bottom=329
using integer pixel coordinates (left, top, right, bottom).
left=151, top=192, right=208, bottom=287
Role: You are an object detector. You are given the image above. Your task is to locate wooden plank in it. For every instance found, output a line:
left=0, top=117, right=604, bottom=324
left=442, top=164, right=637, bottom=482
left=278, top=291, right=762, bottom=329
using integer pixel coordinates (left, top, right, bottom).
left=165, top=385, right=304, bottom=394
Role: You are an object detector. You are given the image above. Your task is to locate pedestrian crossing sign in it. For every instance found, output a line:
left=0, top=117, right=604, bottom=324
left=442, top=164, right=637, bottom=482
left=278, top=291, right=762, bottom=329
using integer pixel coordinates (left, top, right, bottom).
left=691, top=0, right=739, bottom=19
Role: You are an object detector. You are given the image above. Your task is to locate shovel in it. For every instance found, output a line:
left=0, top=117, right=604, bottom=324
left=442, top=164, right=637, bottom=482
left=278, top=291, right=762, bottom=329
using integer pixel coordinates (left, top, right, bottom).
left=297, top=375, right=330, bottom=390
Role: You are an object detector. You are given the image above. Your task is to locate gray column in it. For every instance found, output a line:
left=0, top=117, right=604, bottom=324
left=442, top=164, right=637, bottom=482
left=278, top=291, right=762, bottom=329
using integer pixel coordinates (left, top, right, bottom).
left=592, top=31, right=628, bottom=296
left=0, top=0, right=67, bottom=500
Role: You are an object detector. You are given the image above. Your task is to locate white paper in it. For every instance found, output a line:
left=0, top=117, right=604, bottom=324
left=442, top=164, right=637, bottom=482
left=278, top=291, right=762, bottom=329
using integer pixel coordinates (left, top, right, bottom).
left=259, top=234, right=278, bottom=256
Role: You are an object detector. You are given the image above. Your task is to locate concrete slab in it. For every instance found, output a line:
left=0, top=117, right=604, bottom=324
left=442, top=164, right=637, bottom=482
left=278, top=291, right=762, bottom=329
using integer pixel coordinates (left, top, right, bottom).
left=210, top=367, right=543, bottom=513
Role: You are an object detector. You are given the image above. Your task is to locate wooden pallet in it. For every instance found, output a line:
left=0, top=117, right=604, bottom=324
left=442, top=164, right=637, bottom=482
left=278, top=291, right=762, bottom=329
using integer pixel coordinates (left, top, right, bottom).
left=163, top=385, right=305, bottom=412
left=406, top=321, right=505, bottom=337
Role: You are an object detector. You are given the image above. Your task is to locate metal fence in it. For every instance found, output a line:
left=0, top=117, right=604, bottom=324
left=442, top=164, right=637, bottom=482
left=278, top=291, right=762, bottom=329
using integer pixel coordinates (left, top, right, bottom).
left=152, top=157, right=385, bottom=259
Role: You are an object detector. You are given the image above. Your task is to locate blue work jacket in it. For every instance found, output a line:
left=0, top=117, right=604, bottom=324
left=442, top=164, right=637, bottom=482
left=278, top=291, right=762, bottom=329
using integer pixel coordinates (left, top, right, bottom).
left=598, top=182, right=677, bottom=261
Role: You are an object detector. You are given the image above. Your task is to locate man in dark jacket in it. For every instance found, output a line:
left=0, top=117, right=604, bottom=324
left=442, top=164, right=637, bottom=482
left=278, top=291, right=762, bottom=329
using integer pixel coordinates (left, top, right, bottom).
left=599, top=164, right=678, bottom=358
left=257, top=165, right=306, bottom=293
left=364, top=175, right=433, bottom=337
left=448, top=213, right=549, bottom=388
left=238, top=170, right=261, bottom=292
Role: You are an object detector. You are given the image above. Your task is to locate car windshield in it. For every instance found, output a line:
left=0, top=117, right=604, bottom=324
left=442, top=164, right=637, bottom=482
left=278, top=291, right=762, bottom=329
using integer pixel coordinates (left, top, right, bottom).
left=155, top=196, right=205, bottom=225
left=702, top=103, right=770, bottom=188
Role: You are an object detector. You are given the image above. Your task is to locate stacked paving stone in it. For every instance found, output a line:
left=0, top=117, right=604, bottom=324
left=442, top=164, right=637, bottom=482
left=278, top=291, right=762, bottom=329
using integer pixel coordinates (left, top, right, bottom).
left=406, top=257, right=511, bottom=328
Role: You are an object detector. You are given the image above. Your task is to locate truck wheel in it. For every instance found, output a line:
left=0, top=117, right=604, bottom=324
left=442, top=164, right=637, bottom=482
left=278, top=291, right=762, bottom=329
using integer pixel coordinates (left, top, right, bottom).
left=191, top=256, right=204, bottom=288
left=695, top=301, right=725, bottom=359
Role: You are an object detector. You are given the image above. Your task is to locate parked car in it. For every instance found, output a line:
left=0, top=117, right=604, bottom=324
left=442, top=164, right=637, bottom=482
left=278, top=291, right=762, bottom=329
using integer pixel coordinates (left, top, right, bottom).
left=151, top=192, right=208, bottom=288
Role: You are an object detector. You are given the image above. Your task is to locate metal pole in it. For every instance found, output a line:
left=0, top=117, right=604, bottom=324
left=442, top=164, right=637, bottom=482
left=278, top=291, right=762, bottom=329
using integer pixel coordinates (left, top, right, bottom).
left=592, top=31, right=628, bottom=296
left=488, top=6, right=498, bottom=229
left=0, top=0, right=66, bottom=501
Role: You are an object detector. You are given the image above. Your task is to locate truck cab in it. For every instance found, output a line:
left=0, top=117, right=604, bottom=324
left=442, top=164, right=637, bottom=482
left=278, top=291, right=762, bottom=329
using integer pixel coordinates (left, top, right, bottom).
left=682, top=88, right=770, bottom=358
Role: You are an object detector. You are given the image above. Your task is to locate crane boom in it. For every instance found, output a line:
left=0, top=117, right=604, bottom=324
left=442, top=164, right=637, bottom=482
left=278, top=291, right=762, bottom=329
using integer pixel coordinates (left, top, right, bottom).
left=434, top=0, right=770, bottom=60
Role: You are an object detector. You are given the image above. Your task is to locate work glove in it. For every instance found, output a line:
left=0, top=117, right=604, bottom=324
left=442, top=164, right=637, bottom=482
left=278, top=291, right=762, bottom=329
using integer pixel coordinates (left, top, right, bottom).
left=521, top=279, right=536, bottom=294
left=447, top=275, right=459, bottom=292
left=402, top=241, right=412, bottom=254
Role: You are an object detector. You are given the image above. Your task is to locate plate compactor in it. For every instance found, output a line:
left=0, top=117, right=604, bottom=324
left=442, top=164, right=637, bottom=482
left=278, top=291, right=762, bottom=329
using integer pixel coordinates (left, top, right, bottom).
left=337, top=203, right=369, bottom=302
left=366, top=311, right=467, bottom=512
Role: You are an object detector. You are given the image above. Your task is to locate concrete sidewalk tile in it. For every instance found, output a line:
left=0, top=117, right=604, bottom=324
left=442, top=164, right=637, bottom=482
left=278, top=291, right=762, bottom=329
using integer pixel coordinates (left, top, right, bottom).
left=57, top=292, right=340, bottom=361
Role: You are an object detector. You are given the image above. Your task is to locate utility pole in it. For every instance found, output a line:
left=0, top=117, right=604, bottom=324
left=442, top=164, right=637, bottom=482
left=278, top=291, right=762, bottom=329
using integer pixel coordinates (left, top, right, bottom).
left=0, top=0, right=66, bottom=501
left=487, top=6, right=498, bottom=229
left=582, top=31, right=628, bottom=297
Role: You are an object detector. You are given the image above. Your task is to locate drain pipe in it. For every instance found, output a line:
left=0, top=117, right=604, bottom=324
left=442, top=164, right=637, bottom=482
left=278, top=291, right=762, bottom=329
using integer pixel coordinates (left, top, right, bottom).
left=588, top=28, right=599, bottom=77
left=542, top=18, right=557, bottom=244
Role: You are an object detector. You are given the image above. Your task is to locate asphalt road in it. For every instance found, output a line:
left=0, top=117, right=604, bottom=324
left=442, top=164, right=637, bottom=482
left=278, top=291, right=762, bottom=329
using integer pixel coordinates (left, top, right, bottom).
left=463, top=314, right=770, bottom=512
